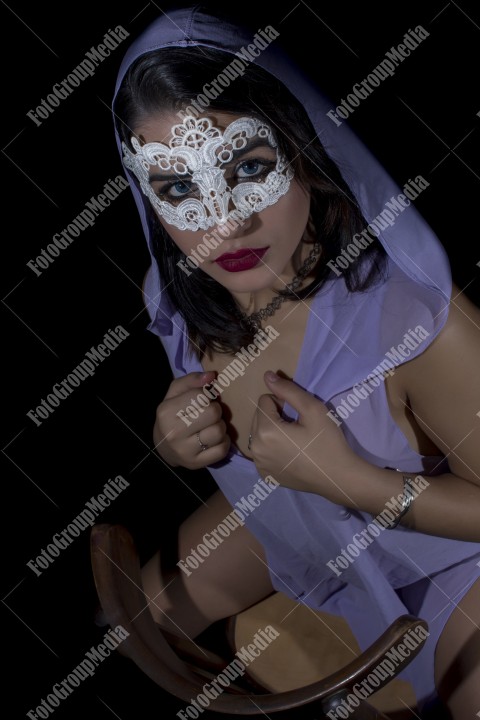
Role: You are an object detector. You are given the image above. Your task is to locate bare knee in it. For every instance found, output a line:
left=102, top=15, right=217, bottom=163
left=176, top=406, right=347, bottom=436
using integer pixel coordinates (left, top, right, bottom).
left=142, top=490, right=274, bottom=638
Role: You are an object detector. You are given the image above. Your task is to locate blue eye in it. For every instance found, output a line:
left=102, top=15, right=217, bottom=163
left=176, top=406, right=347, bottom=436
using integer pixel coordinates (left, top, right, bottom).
left=235, top=158, right=276, bottom=182
left=168, top=180, right=192, bottom=198
left=237, top=160, right=264, bottom=178
left=156, top=157, right=275, bottom=203
left=156, top=179, right=196, bottom=204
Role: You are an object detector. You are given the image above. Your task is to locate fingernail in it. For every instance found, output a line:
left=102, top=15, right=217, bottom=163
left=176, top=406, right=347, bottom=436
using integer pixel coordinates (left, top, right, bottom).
left=265, top=371, right=279, bottom=382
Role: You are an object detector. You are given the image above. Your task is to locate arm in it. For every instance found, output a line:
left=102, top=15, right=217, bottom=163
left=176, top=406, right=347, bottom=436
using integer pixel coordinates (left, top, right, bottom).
left=366, top=282, right=480, bottom=541
left=250, top=285, right=480, bottom=542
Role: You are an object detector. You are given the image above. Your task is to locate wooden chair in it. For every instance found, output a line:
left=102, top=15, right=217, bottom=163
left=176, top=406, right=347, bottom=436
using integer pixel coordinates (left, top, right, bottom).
left=90, top=523, right=430, bottom=719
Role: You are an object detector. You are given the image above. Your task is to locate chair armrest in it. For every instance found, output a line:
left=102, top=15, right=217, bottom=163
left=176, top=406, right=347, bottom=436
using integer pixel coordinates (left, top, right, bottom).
left=316, top=613, right=428, bottom=689
left=91, top=523, right=428, bottom=716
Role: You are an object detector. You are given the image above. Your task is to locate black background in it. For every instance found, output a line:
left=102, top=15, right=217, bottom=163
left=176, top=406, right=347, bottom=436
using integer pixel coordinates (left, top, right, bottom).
left=2, top=0, right=479, bottom=717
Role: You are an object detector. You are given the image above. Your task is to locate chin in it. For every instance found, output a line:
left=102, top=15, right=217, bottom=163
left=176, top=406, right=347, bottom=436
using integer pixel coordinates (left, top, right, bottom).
left=215, top=266, right=282, bottom=292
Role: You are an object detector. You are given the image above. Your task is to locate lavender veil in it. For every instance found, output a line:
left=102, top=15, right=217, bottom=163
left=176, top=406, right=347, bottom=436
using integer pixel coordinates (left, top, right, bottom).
left=112, top=6, right=451, bottom=376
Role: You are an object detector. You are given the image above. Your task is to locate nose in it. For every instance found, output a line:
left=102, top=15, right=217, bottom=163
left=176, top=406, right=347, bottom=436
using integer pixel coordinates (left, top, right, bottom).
left=209, top=199, right=253, bottom=241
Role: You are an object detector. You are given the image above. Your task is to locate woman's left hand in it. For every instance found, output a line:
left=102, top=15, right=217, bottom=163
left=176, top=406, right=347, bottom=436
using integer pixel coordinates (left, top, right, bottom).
left=249, top=371, right=360, bottom=498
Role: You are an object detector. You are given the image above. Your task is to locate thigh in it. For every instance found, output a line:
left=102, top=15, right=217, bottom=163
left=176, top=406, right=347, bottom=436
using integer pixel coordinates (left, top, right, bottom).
left=142, top=489, right=275, bottom=638
left=434, top=577, right=480, bottom=718
left=177, top=488, right=275, bottom=613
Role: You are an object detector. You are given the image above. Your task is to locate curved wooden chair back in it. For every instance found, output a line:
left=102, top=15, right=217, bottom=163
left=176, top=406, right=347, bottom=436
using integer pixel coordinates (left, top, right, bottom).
left=91, top=523, right=429, bottom=718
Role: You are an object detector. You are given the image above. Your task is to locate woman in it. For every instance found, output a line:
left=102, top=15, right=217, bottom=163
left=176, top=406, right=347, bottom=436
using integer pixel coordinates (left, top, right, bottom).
left=112, top=6, right=480, bottom=716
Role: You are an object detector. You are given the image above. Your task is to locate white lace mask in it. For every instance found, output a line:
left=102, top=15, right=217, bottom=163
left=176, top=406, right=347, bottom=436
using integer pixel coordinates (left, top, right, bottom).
left=122, top=115, right=294, bottom=231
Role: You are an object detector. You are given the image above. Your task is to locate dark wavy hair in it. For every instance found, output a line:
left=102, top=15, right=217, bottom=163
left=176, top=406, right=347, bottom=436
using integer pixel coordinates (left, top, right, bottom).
left=115, top=46, right=387, bottom=358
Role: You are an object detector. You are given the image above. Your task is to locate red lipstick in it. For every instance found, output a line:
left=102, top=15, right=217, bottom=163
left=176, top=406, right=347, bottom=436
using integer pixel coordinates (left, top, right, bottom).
left=214, top=247, right=269, bottom=272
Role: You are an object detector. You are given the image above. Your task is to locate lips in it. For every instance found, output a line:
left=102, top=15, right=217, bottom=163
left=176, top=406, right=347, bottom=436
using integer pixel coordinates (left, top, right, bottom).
left=214, top=247, right=269, bottom=272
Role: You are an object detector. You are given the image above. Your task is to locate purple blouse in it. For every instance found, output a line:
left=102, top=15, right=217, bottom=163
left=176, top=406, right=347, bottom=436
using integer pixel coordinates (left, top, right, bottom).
left=144, top=254, right=480, bottom=707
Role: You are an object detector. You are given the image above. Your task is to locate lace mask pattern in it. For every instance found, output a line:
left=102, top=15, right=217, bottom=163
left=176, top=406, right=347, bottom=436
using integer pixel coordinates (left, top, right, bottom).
left=122, top=115, right=294, bottom=231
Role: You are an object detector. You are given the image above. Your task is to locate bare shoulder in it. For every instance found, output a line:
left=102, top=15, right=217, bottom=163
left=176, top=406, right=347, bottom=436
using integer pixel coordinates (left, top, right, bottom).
left=398, top=282, right=480, bottom=377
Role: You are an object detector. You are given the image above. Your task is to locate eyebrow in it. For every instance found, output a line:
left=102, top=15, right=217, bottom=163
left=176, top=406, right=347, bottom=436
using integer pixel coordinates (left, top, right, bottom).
left=148, top=137, right=274, bottom=184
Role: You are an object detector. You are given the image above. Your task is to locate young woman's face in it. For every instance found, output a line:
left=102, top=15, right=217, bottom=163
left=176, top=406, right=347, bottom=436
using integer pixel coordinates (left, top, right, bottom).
left=134, top=110, right=311, bottom=299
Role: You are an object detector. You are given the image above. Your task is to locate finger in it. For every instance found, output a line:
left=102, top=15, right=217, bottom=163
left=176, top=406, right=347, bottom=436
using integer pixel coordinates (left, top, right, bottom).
left=180, top=398, right=223, bottom=433
left=192, top=419, right=227, bottom=450
left=256, top=393, right=283, bottom=422
left=250, top=393, right=282, bottom=438
left=164, top=371, right=216, bottom=400
left=192, top=435, right=231, bottom=466
left=263, top=371, right=316, bottom=423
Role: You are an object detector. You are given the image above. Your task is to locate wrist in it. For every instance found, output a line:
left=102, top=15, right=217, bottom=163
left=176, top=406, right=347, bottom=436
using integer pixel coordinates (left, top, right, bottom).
left=386, top=475, right=416, bottom=528
left=320, top=457, right=413, bottom=512
left=303, top=450, right=365, bottom=502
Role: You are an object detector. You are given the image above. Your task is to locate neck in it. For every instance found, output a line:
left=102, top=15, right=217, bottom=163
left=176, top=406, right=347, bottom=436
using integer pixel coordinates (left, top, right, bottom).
left=232, top=244, right=295, bottom=310
left=233, top=287, right=277, bottom=314
left=231, top=240, right=320, bottom=315
left=232, top=243, right=322, bottom=329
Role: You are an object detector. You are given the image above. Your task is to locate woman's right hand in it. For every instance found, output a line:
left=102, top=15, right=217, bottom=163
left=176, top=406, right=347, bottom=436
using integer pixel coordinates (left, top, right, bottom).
left=153, top=371, right=231, bottom=468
